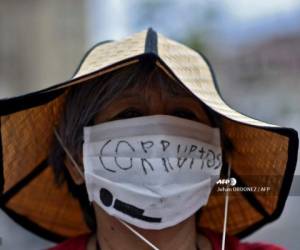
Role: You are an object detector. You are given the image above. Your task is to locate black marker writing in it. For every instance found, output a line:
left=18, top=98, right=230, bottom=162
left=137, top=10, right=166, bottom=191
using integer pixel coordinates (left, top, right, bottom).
left=99, top=140, right=115, bottom=172
left=96, top=138, right=221, bottom=174
left=99, top=188, right=161, bottom=223
left=189, top=158, right=194, bottom=169
left=206, top=149, right=216, bottom=168
left=160, top=140, right=170, bottom=152
left=161, top=158, right=169, bottom=172
left=198, top=147, right=205, bottom=159
left=116, top=140, right=135, bottom=154
left=141, top=158, right=154, bottom=174
left=114, top=157, right=133, bottom=170
left=189, top=145, right=197, bottom=154
left=177, top=158, right=188, bottom=168
left=214, top=153, right=222, bottom=169
left=141, top=141, right=154, bottom=153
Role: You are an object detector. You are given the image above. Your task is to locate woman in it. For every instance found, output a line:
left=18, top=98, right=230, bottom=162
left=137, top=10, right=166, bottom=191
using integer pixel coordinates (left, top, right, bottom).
left=0, top=28, right=297, bottom=250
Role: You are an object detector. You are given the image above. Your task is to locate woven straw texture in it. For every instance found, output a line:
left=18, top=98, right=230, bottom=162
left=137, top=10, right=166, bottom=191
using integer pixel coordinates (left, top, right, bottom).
left=0, top=29, right=296, bottom=241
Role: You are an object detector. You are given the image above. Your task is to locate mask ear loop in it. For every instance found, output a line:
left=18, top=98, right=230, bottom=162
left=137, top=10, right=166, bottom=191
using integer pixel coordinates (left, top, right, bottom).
left=118, top=220, right=160, bottom=250
left=221, top=154, right=231, bottom=250
left=53, top=128, right=160, bottom=250
left=53, top=128, right=85, bottom=179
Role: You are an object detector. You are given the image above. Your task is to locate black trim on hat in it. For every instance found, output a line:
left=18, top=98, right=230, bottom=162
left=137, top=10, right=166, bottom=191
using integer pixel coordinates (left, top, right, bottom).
left=144, top=27, right=158, bottom=54
left=0, top=89, right=65, bottom=116
left=236, top=127, right=299, bottom=238
left=2, top=205, right=66, bottom=243
left=0, top=159, right=48, bottom=205
left=0, top=153, right=65, bottom=243
left=270, top=127, right=299, bottom=217
left=230, top=169, right=270, bottom=218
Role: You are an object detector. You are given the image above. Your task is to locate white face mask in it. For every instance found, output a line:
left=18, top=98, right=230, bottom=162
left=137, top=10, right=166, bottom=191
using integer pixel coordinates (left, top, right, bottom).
left=82, top=115, right=222, bottom=230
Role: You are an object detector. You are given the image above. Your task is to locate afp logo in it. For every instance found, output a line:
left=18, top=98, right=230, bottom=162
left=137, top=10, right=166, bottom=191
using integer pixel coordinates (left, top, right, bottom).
left=216, top=177, right=237, bottom=186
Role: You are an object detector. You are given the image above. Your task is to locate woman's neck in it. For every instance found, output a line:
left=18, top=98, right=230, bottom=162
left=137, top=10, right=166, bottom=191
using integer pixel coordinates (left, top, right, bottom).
left=94, top=207, right=198, bottom=250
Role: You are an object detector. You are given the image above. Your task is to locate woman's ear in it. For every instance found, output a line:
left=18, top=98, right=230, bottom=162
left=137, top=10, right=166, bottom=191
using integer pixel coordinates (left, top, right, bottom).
left=64, top=158, right=84, bottom=185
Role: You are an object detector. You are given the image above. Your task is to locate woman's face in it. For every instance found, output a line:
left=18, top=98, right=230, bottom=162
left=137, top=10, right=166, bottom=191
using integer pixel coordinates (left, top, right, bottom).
left=94, top=80, right=212, bottom=125
left=61, top=66, right=217, bottom=248
left=89, top=79, right=214, bottom=244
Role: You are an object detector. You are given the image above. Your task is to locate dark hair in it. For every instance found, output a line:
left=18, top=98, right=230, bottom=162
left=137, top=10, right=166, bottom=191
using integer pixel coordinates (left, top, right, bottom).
left=49, top=59, right=218, bottom=232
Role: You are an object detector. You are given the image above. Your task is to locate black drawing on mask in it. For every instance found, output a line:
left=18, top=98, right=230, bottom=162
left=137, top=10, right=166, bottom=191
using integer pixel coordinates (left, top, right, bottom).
left=99, top=188, right=162, bottom=223
left=98, top=139, right=222, bottom=174
left=99, top=139, right=115, bottom=172
left=141, top=158, right=154, bottom=174
left=141, top=141, right=154, bottom=153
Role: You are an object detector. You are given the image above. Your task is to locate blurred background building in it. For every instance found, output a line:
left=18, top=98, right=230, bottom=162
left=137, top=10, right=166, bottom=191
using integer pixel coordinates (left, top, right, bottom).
left=0, top=0, right=299, bottom=249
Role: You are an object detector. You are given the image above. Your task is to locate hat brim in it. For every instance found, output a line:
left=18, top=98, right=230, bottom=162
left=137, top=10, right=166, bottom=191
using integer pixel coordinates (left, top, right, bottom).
left=0, top=28, right=298, bottom=242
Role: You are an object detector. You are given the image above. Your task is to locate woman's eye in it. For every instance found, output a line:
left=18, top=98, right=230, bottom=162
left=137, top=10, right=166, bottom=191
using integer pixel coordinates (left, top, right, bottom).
left=113, top=108, right=144, bottom=119
left=171, top=109, right=198, bottom=121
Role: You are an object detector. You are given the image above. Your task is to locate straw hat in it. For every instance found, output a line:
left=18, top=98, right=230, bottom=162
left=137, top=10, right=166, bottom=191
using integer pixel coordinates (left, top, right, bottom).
left=0, top=28, right=298, bottom=242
